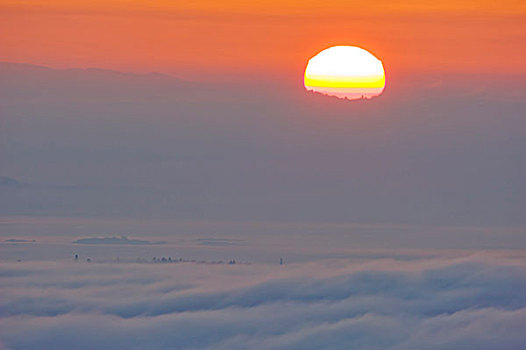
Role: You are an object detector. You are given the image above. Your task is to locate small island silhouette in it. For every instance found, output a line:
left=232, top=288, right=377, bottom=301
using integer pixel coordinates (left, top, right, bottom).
left=73, top=236, right=166, bottom=245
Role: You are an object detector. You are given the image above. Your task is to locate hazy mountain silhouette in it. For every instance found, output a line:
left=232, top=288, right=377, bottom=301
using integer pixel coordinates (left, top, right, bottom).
left=0, top=62, right=524, bottom=227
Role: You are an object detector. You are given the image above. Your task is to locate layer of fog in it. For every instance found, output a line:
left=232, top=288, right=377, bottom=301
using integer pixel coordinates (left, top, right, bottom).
left=1, top=252, right=525, bottom=349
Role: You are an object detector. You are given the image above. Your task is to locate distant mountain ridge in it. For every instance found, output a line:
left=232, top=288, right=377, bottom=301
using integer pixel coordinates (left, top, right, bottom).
left=0, top=61, right=234, bottom=103
left=0, top=61, right=183, bottom=82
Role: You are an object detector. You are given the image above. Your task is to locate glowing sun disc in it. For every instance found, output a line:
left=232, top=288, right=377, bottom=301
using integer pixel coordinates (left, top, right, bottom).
left=304, top=46, right=386, bottom=100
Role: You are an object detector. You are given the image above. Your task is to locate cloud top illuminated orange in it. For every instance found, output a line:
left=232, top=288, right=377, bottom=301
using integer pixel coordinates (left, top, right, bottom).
left=304, top=46, right=386, bottom=100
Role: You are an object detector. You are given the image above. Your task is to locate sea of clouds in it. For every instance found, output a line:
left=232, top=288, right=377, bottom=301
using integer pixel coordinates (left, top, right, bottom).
left=1, top=252, right=526, bottom=349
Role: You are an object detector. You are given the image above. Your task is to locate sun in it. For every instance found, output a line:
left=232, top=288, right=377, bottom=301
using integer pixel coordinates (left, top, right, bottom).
left=304, top=46, right=386, bottom=100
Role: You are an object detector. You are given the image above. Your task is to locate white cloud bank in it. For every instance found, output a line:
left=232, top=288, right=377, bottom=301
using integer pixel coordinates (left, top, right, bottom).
left=1, top=253, right=526, bottom=349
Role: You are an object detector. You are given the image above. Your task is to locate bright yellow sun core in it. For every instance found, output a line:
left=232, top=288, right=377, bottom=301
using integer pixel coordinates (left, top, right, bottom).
left=304, top=46, right=386, bottom=100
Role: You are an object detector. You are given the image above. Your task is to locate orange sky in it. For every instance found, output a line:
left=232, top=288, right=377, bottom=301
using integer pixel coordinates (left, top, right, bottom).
left=1, top=0, right=525, bottom=81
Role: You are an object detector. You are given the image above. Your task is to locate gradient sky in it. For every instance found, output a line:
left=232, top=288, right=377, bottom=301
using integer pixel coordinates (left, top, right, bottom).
left=1, top=1, right=525, bottom=240
left=1, top=0, right=525, bottom=80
